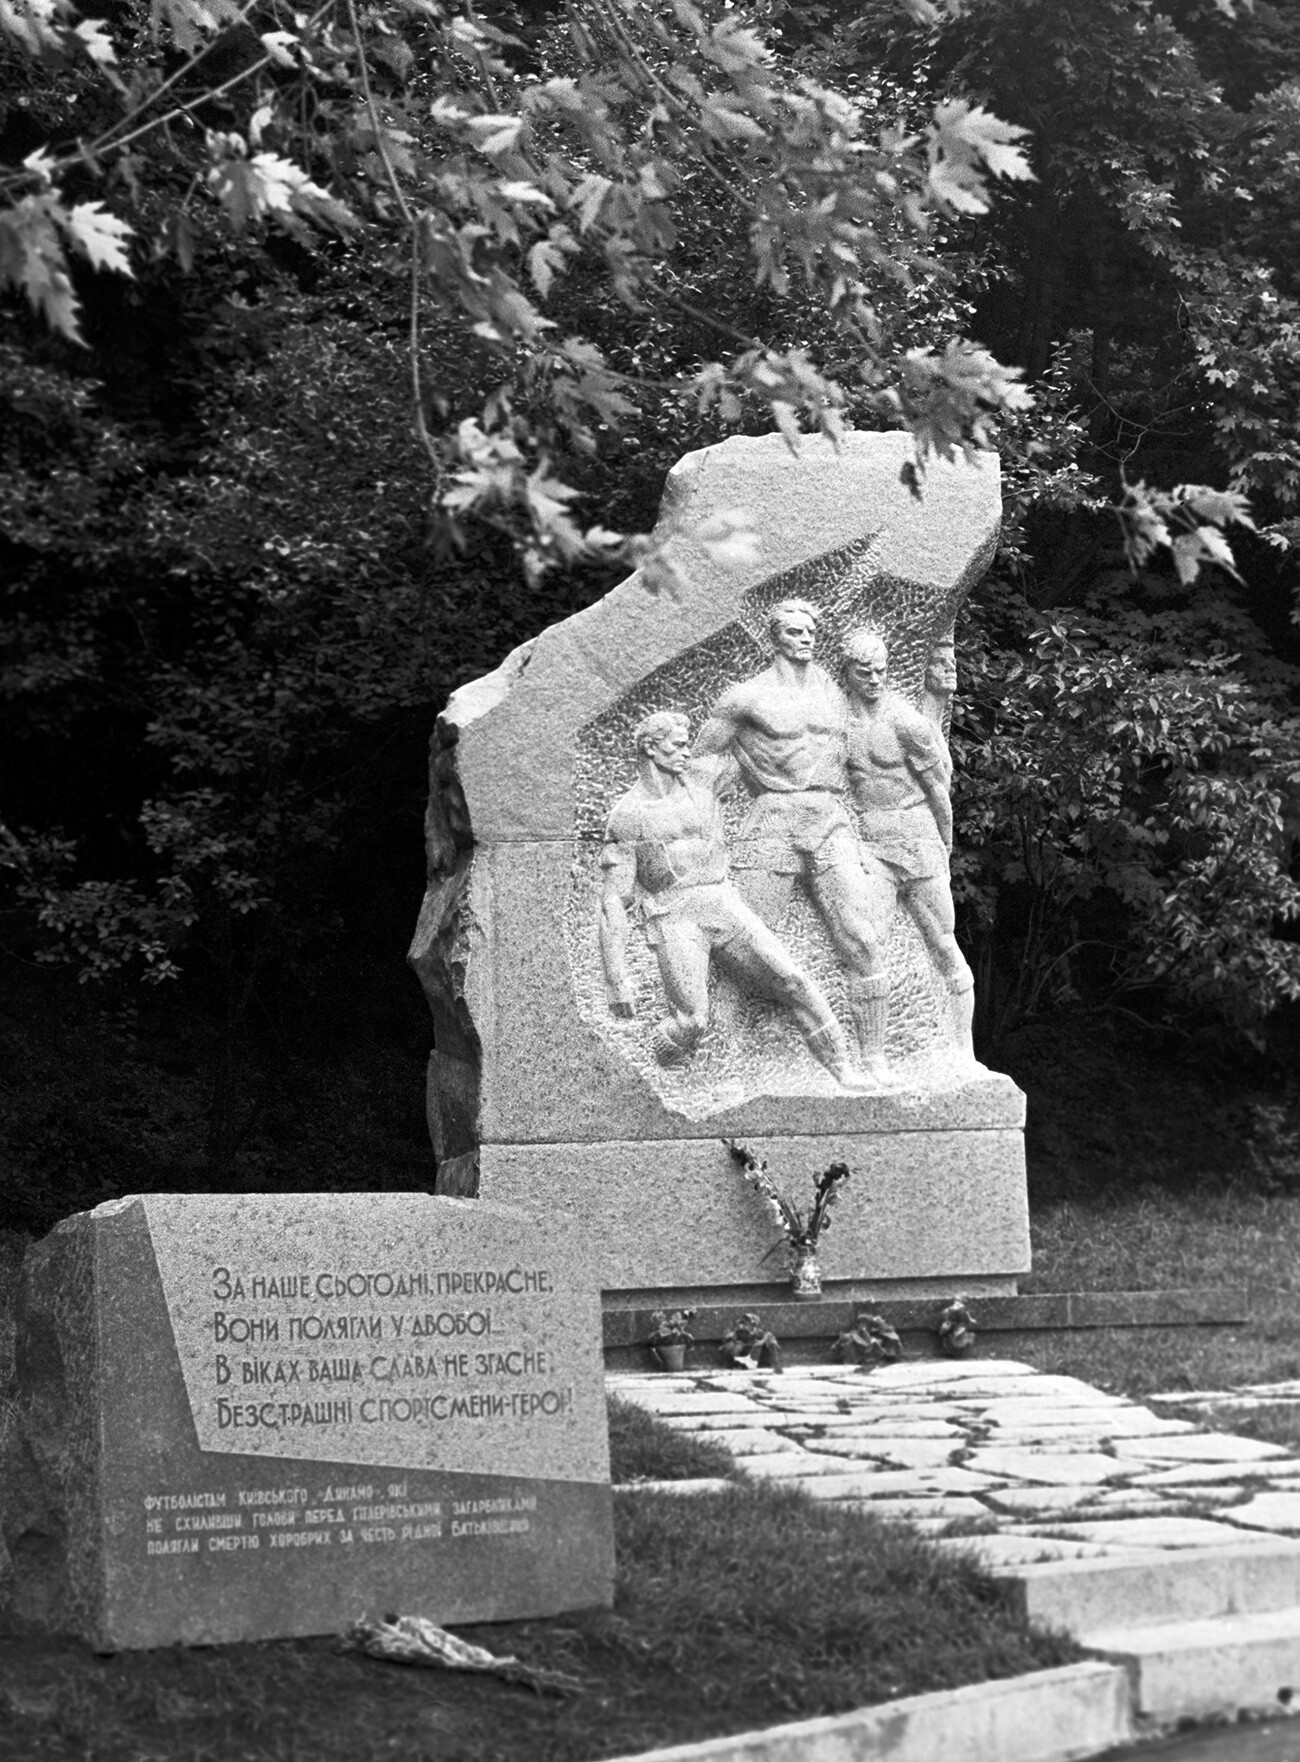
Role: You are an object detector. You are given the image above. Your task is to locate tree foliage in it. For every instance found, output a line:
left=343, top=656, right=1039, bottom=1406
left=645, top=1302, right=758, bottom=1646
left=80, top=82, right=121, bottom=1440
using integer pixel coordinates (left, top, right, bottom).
left=2, top=0, right=1299, bottom=1197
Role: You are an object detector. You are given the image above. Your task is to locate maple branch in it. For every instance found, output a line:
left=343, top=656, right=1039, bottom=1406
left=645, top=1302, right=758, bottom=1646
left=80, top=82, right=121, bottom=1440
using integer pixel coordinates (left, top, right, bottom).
left=0, top=0, right=336, bottom=195
left=343, top=0, right=441, bottom=473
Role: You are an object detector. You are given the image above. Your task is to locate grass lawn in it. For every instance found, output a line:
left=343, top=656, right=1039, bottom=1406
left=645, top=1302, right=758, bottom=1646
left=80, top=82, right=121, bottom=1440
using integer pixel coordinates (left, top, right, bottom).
left=0, top=1409, right=1077, bottom=1762
left=1009, top=1190, right=1300, bottom=1450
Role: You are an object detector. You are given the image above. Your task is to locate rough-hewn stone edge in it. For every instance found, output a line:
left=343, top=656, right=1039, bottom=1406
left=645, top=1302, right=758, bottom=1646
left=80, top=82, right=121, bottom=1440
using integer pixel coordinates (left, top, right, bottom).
left=601, top=1288, right=1250, bottom=1351
left=6, top=1209, right=109, bottom=1641
left=601, top=1662, right=1132, bottom=1762
left=408, top=721, right=483, bottom=1182
left=0, top=1231, right=31, bottom=1397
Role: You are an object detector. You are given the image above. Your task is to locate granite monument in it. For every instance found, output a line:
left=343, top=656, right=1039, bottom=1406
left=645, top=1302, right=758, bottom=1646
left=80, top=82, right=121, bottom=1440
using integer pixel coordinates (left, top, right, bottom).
left=409, top=430, right=1030, bottom=1305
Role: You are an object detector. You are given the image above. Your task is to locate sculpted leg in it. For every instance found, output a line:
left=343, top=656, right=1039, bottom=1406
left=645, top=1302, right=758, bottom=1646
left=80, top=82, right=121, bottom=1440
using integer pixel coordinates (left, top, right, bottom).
left=730, top=865, right=797, bottom=932
left=718, top=908, right=871, bottom=1092
left=649, top=923, right=712, bottom=1064
left=812, top=850, right=898, bottom=1085
left=906, top=877, right=976, bottom=1063
left=947, top=972, right=976, bottom=1063
left=846, top=971, right=894, bottom=1082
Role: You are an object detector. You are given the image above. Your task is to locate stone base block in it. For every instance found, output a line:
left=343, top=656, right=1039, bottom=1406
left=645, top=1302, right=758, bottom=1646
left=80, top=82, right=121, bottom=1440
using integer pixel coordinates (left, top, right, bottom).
left=479, top=1129, right=1029, bottom=1294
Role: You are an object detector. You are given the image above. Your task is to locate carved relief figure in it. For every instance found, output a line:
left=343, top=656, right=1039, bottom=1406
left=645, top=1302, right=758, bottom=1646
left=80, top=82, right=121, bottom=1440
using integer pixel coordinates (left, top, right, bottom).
left=598, top=711, right=869, bottom=1089
left=842, top=627, right=975, bottom=1063
left=921, top=632, right=957, bottom=733
left=692, top=600, right=895, bottom=1084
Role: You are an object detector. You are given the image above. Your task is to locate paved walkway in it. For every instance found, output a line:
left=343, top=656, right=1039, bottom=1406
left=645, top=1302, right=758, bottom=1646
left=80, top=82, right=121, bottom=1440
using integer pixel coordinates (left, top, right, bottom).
left=607, top=1359, right=1300, bottom=1563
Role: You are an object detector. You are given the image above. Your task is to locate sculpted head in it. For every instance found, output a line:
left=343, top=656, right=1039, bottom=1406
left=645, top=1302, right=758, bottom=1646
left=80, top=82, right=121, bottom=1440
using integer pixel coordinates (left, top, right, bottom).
left=926, top=634, right=957, bottom=697
left=842, top=626, right=888, bottom=701
left=634, top=709, right=691, bottom=775
left=767, top=598, right=819, bottom=664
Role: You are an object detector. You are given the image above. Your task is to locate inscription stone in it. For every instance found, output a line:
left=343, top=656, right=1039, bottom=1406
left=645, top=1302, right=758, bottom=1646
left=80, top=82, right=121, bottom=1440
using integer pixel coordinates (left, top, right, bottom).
left=5, top=1193, right=612, bottom=1649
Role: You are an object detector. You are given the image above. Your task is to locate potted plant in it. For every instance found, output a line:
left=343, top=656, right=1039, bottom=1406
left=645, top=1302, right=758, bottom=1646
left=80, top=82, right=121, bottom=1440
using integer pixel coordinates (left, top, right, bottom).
left=728, top=1139, right=851, bottom=1300
left=834, top=1309, right=904, bottom=1367
left=719, top=1313, right=782, bottom=1371
left=937, top=1296, right=977, bottom=1357
left=646, top=1308, right=695, bottom=1372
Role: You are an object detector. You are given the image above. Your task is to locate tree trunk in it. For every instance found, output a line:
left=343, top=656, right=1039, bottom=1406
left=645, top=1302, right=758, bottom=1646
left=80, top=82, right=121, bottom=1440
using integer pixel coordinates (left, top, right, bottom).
left=1017, top=178, right=1060, bottom=379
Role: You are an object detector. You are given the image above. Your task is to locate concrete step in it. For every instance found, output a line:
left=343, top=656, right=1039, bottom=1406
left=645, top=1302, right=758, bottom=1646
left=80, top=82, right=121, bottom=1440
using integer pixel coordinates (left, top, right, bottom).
left=998, top=1540, right=1300, bottom=1635
left=1080, top=1606, right=1300, bottom=1722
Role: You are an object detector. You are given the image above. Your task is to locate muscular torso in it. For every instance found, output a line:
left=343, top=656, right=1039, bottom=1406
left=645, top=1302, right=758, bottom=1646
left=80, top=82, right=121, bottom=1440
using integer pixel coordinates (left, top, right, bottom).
left=604, top=771, right=729, bottom=895
left=707, top=663, right=849, bottom=794
left=846, top=694, right=947, bottom=829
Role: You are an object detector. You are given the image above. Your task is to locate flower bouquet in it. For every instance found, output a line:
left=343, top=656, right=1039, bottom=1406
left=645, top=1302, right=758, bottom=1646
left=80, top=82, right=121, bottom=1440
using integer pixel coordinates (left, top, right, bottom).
left=728, top=1139, right=851, bottom=1300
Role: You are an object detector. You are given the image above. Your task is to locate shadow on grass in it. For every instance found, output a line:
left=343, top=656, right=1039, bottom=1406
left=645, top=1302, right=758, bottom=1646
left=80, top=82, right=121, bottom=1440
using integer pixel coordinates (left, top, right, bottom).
left=0, top=1480, right=1080, bottom=1762
left=607, top=1395, right=737, bottom=1484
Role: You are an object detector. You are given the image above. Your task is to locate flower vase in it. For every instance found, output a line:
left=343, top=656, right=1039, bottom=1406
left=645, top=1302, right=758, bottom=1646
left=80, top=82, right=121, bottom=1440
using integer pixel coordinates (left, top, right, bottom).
left=652, top=1343, right=688, bottom=1372
left=789, top=1244, right=823, bottom=1301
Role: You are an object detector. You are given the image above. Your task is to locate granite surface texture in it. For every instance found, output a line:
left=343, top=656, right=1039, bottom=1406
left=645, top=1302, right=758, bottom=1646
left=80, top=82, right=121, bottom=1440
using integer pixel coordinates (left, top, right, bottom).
left=4, top=1194, right=614, bottom=1649
left=481, top=1130, right=1030, bottom=1290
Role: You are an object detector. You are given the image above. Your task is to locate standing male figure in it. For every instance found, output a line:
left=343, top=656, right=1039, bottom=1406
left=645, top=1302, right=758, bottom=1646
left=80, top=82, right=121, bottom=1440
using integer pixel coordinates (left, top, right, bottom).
left=598, top=710, right=868, bottom=1089
left=841, top=627, right=976, bottom=1063
left=692, top=599, right=896, bottom=1083
left=921, top=632, right=957, bottom=736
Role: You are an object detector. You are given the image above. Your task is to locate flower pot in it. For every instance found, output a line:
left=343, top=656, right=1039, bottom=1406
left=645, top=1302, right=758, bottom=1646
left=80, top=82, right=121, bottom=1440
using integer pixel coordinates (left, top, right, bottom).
left=652, top=1343, right=688, bottom=1372
left=789, top=1245, right=822, bottom=1301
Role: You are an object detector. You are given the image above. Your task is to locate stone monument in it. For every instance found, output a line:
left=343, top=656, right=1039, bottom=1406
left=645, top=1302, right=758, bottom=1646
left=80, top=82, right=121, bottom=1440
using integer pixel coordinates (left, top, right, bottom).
left=5, top=1193, right=612, bottom=1649
left=410, top=431, right=1029, bottom=1306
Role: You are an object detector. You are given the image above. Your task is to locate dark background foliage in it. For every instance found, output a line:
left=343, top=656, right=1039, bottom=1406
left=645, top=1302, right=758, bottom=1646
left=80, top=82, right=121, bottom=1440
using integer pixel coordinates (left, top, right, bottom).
left=3, top=0, right=1300, bottom=1233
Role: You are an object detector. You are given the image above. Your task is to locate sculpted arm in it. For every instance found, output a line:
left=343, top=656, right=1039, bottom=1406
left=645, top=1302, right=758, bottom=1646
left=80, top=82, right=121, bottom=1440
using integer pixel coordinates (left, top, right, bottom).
left=902, top=713, right=954, bottom=851
left=919, top=762, right=953, bottom=853
left=692, top=685, right=745, bottom=760
left=598, top=837, right=639, bottom=1016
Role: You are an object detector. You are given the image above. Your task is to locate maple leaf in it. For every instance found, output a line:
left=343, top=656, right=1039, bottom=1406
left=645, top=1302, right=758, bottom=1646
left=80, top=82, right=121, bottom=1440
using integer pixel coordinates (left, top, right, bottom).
left=206, top=143, right=354, bottom=233
left=63, top=201, right=134, bottom=275
left=927, top=100, right=1033, bottom=216
left=0, top=0, right=68, bottom=58
left=571, top=173, right=611, bottom=233
left=465, top=114, right=523, bottom=157
left=258, top=29, right=297, bottom=66
left=73, top=16, right=115, bottom=63
left=497, top=181, right=553, bottom=208
left=698, top=508, right=760, bottom=570
left=527, top=235, right=569, bottom=297
left=1179, top=486, right=1255, bottom=529
left=0, top=198, right=83, bottom=341
left=148, top=0, right=238, bottom=51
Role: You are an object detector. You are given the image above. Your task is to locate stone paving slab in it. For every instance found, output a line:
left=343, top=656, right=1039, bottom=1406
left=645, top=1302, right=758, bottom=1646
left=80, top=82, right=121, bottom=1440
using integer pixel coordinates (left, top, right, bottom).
left=1111, top=1434, right=1291, bottom=1464
left=837, top=1495, right=992, bottom=1522
left=1030, top=1518, right=1276, bottom=1550
left=607, top=1357, right=1300, bottom=1578
left=936, top=1534, right=1121, bottom=1566
left=813, top=1436, right=959, bottom=1467
left=739, top=1452, right=865, bottom=1479
left=1131, top=1460, right=1300, bottom=1488
left=965, top=1448, right=1130, bottom=1485
left=703, top=1429, right=806, bottom=1456
left=1224, top=1492, right=1300, bottom=1533
left=625, top=1392, right=770, bottom=1416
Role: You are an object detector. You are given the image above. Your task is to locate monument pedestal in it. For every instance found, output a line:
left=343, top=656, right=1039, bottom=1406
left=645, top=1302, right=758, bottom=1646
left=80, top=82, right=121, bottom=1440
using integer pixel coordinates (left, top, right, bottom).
left=478, top=1071, right=1028, bottom=1300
